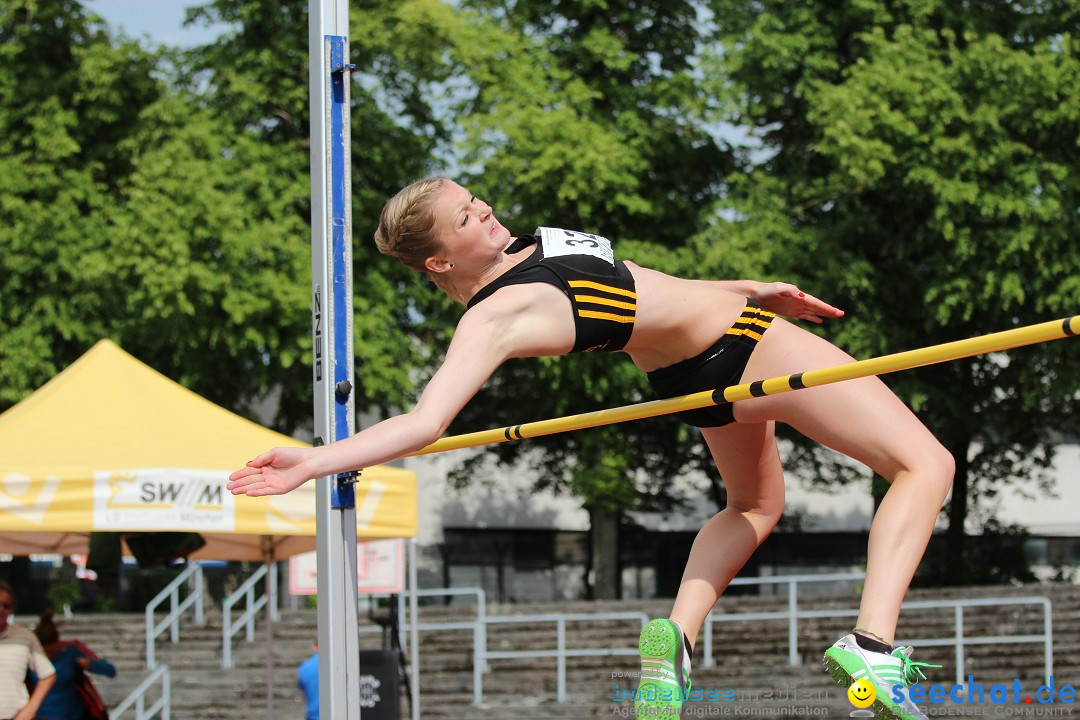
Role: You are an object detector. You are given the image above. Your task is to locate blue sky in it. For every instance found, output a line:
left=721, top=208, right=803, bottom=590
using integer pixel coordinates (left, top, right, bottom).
left=84, top=0, right=231, bottom=46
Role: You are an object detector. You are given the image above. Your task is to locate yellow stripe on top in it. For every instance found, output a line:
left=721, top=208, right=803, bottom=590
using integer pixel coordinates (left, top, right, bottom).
left=725, top=327, right=764, bottom=342
left=723, top=305, right=777, bottom=342
left=574, top=294, right=637, bottom=311
left=740, top=316, right=773, bottom=329
left=567, top=280, right=637, bottom=299
left=578, top=310, right=636, bottom=324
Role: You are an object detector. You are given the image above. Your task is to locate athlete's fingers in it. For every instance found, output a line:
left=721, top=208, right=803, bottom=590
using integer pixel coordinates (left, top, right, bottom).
left=801, top=293, right=844, bottom=318
left=228, top=477, right=263, bottom=495
left=245, top=481, right=285, bottom=497
left=228, top=466, right=262, bottom=483
left=227, top=469, right=272, bottom=494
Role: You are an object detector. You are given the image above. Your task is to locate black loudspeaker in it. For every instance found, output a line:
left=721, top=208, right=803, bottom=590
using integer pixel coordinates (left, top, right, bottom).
left=357, top=650, right=400, bottom=720
left=124, top=532, right=206, bottom=569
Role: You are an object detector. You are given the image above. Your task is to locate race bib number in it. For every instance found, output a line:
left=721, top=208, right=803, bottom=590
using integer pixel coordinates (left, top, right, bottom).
left=538, top=227, right=615, bottom=265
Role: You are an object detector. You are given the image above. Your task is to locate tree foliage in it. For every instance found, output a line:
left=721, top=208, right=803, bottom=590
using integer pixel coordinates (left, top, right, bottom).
left=702, top=0, right=1080, bottom=582
left=1, top=0, right=161, bottom=406
left=1, top=0, right=440, bottom=431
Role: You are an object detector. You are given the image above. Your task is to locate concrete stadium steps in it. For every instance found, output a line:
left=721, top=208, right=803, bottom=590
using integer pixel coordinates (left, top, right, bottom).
left=43, top=581, right=1080, bottom=719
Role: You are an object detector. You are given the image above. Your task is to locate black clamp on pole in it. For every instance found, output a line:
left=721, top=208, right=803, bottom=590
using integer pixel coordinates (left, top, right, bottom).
left=336, top=468, right=362, bottom=486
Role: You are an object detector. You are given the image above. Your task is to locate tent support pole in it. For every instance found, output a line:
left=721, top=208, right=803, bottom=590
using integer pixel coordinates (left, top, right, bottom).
left=409, top=539, right=420, bottom=720
left=309, top=1, right=360, bottom=719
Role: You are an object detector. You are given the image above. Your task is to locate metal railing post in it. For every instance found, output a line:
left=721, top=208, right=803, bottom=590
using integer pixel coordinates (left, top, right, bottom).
left=222, top=609, right=232, bottom=670
left=477, top=590, right=489, bottom=673
left=169, top=587, right=179, bottom=643
left=556, top=618, right=567, bottom=703
left=954, top=605, right=965, bottom=684
left=194, top=567, right=204, bottom=626
left=162, top=669, right=171, bottom=720
left=270, top=562, right=280, bottom=622
left=472, top=611, right=484, bottom=705
left=1042, top=598, right=1054, bottom=685
left=702, top=613, right=715, bottom=668
left=245, top=582, right=256, bottom=641
left=397, top=591, right=407, bottom=661
left=788, top=579, right=799, bottom=666
left=145, top=607, right=154, bottom=669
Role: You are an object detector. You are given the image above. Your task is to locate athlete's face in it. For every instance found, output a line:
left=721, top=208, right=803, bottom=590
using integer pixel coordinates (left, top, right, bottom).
left=426, top=181, right=511, bottom=274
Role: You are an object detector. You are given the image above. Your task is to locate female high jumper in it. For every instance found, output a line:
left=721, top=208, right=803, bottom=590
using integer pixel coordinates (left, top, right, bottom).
left=229, top=177, right=953, bottom=720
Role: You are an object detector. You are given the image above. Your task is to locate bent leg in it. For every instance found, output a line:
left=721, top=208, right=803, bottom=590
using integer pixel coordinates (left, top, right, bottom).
left=733, top=319, right=955, bottom=643
left=669, top=420, right=785, bottom=647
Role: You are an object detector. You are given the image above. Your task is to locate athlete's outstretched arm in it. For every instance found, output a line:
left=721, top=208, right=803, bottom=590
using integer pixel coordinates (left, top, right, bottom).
left=227, top=285, right=573, bottom=497
left=227, top=305, right=514, bottom=497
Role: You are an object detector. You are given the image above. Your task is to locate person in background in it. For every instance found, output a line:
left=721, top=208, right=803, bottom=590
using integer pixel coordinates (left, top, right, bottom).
left=0, top=580, right=55, bottom=720
left=31, top=610, right=115, bottom=720
left=297, top=642, right=318, bottom=720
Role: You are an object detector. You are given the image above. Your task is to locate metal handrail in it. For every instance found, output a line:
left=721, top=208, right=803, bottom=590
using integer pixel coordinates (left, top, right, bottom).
left=144, top=563, right=204, bottom=669
left=701, top=571, right=865, bottom=668
left=368, top=577, right=1055, bottom=706
left=221, top=562, right=279, bottom=668
left=112, top=664, right=171, bottom=720
left=482, top=611, right=650, bottom=703
left=701, top=573, right=1053, bottom=684
left=888, top=596, right=1052, bottom=685
left=386, top=589, right=647, bottom=706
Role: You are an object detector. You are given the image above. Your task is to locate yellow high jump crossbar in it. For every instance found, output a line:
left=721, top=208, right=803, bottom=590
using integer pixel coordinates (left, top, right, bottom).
left=408, top=315, right=1078, bottom=457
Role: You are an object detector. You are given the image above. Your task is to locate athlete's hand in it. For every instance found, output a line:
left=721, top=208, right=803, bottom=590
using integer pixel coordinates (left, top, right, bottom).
left=228, top=447, right=316, bottom=497
left=752, top=282, right=844, bottom=324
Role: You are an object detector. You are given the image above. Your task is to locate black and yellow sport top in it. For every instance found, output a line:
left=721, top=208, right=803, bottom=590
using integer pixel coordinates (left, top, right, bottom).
left=466, top=227, right=637, bottom=353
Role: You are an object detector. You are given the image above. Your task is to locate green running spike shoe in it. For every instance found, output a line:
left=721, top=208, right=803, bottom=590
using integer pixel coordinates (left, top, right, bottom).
left=824, top=633, right=940, bottom=720
left=635, top=618, right=691, bottom=716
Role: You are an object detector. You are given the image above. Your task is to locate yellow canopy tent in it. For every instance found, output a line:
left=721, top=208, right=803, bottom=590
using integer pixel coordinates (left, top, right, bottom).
left=0, top=340, right=417, bottom=561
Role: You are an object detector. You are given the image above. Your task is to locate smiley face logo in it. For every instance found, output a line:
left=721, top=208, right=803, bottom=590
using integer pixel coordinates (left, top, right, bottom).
left=848, top=678, right=876, bottom=708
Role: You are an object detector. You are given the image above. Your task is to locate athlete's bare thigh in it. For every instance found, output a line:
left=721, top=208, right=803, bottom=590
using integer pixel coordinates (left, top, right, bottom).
left=731, top=318, right=942, bottom=481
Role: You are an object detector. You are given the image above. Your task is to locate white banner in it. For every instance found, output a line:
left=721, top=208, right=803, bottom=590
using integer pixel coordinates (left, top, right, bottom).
left=93, top=468, right=235, bottom=531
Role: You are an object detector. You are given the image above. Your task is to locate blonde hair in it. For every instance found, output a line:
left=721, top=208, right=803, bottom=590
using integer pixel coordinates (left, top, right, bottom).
left=374, top=177, right=462, bottom=302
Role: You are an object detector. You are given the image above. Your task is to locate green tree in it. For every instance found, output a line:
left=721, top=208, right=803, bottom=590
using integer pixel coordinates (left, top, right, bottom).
left=702, top=0, right=1080, bottom=583
left=0, top=0, right=162, bottom=407
left=0, top=0, right=443, bottom=432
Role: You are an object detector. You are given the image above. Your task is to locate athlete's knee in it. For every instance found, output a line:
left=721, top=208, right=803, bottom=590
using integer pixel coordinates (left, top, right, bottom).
left=929, top=441, right=955, bottom=497
left=726, top=496, right=784, bottom=530
left=904, top=439, right=954, bottom=500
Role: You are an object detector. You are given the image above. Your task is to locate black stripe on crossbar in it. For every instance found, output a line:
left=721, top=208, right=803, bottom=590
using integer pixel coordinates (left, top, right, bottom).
left=789, top=373, right=805, bottom=389
left=1065, top=317, right=1077, bottom=337
left=749, top=381, right=766, bottom=397
left=504, top=427, right=514, bottom=441
left=512, top=425, right=524, bottom=440
left=712, top=388, right=725, bottom=405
